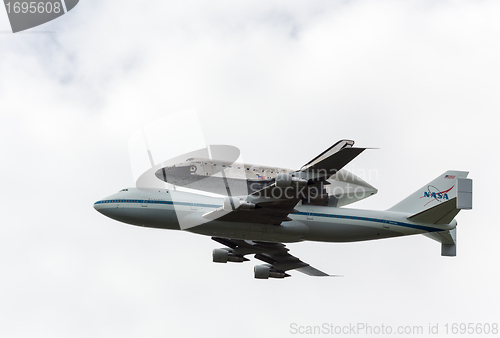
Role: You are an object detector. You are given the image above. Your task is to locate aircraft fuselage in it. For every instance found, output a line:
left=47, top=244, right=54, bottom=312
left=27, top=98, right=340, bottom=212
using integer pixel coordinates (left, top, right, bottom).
left=94, top=188, right=454, bottom=244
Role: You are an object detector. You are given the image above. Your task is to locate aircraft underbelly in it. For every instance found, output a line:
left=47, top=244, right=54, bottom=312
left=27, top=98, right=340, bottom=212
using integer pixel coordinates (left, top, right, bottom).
left=303, top=220, right=403, bottom=242
left=187, top=220, right=308, bottom=242
left=187, top=217, right=404, bottom=243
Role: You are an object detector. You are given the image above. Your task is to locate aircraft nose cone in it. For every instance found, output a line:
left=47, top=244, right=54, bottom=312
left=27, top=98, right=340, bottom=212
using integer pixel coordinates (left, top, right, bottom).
left=93, top=198, right=114, bottom=217
left=93, top=198, right=131, bottom=224
left=93, top=200, right=119, bottom=221
left=93, top=200, right=105, bottom=214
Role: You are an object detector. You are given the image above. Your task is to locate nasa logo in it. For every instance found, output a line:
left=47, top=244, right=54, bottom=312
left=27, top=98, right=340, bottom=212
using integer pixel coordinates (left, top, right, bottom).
left=421, top=185, right=454, bottom=206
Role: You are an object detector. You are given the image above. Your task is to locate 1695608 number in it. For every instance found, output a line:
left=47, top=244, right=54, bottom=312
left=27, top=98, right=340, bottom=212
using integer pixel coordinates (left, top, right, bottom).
left=5, top=2, right=62, bottom=14
left=444, top=323, right=498, bottom=335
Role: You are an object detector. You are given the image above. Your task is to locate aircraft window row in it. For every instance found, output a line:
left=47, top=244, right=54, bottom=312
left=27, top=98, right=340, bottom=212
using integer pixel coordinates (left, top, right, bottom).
left=290, top=211, right=415, bottom=227
left=97, top=199, right=221, bottom=209
left=290, top=211, right=384, bottom=223
left=95, top=201, right=406, bottom=227
left=100, top=202, right=387, bottom=222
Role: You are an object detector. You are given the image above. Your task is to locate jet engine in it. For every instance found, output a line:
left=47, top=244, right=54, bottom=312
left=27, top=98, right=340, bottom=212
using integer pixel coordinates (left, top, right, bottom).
left=212, top=248, right=247, bottom=263
left=275, top=173, right=308, bottom=188
left=253, top=264, right=289, bottom=279
left=222, top=196, right=255, bottom=211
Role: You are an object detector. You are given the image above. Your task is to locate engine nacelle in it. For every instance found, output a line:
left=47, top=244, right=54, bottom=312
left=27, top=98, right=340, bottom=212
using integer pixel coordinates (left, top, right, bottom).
left=238, top=200, right=256, bottom=210
left=213, top=248, right=247, bottom=263
left=213, top=248, right=229, bottom=263
left=254, top=264, right=287, bottom=279
left=276, top=173, right=307, bottom=188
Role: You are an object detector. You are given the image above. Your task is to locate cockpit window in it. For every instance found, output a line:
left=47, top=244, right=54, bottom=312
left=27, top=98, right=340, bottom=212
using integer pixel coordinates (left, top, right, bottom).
left=186, top=158, right=194, bottom=161
left=119, top=189, right=128, bottom=192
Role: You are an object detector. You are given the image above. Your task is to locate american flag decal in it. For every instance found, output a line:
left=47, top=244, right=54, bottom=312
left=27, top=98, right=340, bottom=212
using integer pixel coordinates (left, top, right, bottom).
left=444, top=175, right=455, bottom=179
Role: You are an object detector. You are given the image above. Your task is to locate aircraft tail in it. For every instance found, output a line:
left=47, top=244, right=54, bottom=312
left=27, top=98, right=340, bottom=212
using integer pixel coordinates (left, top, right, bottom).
left=388, top=170, right=472, bottom=218
left=388, top=171, right=472, bottom=257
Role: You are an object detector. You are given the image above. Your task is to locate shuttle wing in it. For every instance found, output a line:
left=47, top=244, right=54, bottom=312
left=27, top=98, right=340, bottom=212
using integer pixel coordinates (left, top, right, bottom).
left=212, top=237, right=334, bottom=277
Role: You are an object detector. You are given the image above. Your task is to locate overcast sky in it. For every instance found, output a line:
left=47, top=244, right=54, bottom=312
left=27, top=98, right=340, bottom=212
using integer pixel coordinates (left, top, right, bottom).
left=1, top=1, right=499, bottom=337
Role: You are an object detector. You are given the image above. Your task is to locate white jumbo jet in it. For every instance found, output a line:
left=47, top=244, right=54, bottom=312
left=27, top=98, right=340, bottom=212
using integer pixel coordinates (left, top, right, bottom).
left=94, top=140, right=473, bottom=279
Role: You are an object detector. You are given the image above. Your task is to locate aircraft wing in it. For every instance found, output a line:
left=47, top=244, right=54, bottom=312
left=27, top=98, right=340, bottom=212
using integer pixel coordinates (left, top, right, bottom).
left=203, top=194, right=301, bottom=225
left=202, top=140, right=366, bottom=225
left=212, top=237, right=334, bottom=278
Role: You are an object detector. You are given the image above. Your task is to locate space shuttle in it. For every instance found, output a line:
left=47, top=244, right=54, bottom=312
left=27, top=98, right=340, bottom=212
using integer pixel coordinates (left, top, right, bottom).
left=153, top=140, right=378, bottom=208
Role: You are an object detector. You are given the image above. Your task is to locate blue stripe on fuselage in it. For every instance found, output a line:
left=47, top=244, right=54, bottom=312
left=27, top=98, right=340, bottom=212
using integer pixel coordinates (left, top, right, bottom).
left=94, top=199, right=442, bottom=232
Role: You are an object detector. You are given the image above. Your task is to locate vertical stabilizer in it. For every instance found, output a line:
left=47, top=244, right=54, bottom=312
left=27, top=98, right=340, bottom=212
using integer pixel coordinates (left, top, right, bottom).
left=388, top=171, right=471, bottom=214
left=390, top=171, right=473, bottom=257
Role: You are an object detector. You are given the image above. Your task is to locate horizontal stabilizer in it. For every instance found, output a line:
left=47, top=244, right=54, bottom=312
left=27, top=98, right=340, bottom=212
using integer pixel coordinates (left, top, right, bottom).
left=408, top=197, right=459, bottom=224
left=407, top=177, right=472, bottom=225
